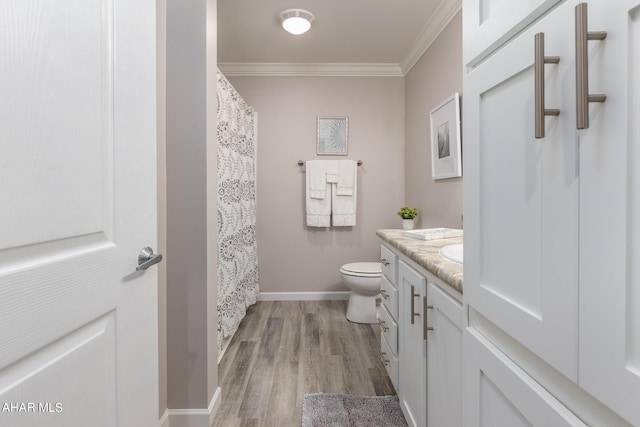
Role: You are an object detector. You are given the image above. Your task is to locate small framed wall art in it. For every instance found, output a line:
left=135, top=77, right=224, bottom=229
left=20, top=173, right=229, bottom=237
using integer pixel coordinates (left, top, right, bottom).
left=317, top=116, right=348, bottom=155
left=429, top=93, right=462, bottom=180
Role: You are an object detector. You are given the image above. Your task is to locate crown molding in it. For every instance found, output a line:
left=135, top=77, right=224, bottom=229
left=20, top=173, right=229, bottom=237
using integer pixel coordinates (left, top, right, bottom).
left=218, top=0, right=461, bottom=78
left=217, top=62, right=403, bottom=77
left=400, top=0, right=462, bottom=75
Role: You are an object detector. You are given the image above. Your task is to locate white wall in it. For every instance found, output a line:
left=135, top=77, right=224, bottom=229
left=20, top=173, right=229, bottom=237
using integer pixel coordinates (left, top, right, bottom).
left=228, top=76, right=405, bottom=293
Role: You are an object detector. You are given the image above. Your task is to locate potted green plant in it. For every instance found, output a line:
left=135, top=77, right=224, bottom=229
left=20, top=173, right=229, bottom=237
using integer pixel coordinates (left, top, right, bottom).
left=397, top=205, right=418, bottom=230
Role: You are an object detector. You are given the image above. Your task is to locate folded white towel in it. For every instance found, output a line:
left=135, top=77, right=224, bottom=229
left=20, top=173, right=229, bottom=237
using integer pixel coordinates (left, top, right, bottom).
left=306, top=160, right=328, bottom=199
left=325, top=161, right=339, bottom=184
left=306, top=163, right=331, bottom=227
left=336, top=160, right=356, bottom=196
left=331, top=166, right=357, bottom=226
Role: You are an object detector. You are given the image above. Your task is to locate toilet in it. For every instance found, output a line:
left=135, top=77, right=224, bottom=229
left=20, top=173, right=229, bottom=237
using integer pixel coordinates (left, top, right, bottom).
left=340, top=262, right=382, bottom=324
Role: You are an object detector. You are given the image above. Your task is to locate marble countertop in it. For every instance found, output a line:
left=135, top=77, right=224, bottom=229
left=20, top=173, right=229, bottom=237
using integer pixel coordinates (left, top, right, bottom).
left=376, top=229, right=463, bottom=294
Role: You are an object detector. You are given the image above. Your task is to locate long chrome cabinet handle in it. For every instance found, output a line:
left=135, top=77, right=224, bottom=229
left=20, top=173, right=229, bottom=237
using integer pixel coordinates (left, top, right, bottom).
left=410, top=285, right=420, bottom=325
left=534, top=32, right=560, bottom=139
left=423, top=297, right=433, bottom=340
left=575, top=2, right=606, bottom=130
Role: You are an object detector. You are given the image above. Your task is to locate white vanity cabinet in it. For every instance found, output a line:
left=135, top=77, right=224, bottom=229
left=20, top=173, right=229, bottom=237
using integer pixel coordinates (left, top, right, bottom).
left=464, top=0, right=640, bottom=424
left=379, top=244, right=399, bottom=390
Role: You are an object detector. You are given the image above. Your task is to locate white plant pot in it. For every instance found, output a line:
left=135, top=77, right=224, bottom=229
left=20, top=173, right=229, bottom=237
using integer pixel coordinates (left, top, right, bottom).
left=402, top=219, right=415, bottom=230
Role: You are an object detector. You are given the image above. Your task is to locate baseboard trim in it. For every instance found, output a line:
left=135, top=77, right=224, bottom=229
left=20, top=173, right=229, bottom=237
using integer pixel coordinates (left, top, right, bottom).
left=258, top=291, right=350, bottom=301
left=159, top=409, right=170, bottom=427
left=166, top=387, right=221, bottom=427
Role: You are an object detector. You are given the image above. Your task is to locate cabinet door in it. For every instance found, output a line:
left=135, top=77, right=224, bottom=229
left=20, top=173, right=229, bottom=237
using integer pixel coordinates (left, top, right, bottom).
left=464, top=1, right=580, bottom=381
left=464, top=328, right=587, bottom=427
left=463, top=0, right=564, bottom=67
left=579, top=1, right=640, bottom=424
left=427, top=283, right=463, bottom=427
left=398, top=261, right=426, bottom=427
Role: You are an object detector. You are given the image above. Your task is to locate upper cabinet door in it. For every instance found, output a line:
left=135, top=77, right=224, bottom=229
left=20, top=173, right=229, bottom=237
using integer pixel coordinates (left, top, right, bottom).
left=463, top=0, right=579, bottom=381
left=463, top=0, right=565, bottom=67
left=579, top=1, right=640, bottom=424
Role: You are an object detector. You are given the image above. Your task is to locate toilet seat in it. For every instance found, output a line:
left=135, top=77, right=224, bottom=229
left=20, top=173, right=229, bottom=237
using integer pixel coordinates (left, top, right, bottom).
left=340, top=262, right=381, bottom=278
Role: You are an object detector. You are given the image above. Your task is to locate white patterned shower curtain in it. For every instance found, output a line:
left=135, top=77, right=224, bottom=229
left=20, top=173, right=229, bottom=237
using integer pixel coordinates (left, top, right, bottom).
left=216, top=70, right=259, bottom=350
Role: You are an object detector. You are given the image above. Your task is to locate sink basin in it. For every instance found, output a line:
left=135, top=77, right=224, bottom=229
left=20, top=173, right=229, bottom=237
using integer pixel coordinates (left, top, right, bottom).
left=440, top=244, right=463, bottom=264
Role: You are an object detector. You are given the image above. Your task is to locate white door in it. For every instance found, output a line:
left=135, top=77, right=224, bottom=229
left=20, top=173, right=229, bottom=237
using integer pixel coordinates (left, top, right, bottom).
left=0, top=0, right=158, bottom=426
left=398, top=261, right=426, bottom=427
left=464, top=0, right=580, bottom=382
left=579, top=0, right=640, bottom=424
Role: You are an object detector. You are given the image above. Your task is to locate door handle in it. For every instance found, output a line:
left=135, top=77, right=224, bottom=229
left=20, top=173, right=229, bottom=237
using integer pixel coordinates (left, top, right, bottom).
left=575, top=2, right=606, bottom=130
left=534, top=32, right=560, bottom=139
left=137, top=247, right=163, bottom=271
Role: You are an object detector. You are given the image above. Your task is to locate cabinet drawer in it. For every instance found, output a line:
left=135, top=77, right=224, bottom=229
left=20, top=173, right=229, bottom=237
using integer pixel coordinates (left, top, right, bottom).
left=378, top=304, right=398, bottom=356
left=380, top=274, right=398, bottom=320
left=381, top=333, right=399, bottom=392
left=464, top=328, right=586, bottom=427
left=380, top=244, right=397, bottom=284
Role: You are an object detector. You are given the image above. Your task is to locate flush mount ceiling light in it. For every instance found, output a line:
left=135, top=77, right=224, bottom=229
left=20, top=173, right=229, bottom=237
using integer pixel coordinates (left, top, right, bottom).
left=279, top=9, right=314, bottom=35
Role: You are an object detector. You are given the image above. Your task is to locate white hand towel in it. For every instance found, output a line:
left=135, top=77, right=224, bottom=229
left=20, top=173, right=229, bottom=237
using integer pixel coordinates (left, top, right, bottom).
left=306, top=166, right=331, bottom=227
left=325, top=161, right=339, bottom=184
left=331, top=167, right=357, bottom=226
left=336, top=160, right=356, bottom=196
left=307, top=160, right=327, bottom=199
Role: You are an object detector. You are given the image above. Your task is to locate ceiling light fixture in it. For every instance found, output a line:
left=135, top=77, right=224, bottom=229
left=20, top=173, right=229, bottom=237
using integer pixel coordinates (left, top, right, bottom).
left=279, top=9, right=314, bottom=35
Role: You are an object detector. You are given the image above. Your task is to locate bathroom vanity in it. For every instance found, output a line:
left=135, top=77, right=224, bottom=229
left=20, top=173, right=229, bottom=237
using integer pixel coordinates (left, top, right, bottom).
left=377, top=229, right=463, bottom=427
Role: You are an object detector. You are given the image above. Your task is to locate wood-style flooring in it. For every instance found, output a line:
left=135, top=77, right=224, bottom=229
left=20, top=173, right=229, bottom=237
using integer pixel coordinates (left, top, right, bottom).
left=213, top=300, right=396, bottom=426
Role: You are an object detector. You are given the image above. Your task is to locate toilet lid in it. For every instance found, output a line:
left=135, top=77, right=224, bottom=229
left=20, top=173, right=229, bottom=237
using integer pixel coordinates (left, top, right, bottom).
left=340, top=262, right=381, bottom=277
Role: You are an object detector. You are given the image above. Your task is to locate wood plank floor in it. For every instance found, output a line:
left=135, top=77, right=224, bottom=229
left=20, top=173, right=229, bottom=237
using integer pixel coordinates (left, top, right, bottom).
left=213, top=300, right=396, bottom=426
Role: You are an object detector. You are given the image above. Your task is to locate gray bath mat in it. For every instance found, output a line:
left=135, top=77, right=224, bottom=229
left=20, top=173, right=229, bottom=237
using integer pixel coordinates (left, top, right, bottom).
left=302, top=393, right=408, bottom=426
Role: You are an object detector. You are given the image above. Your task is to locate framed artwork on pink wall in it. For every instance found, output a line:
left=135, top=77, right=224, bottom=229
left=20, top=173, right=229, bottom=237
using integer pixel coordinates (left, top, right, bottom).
left=317, top=116, right=348, bottom=155
left=429, top=93, right=462, bottom=180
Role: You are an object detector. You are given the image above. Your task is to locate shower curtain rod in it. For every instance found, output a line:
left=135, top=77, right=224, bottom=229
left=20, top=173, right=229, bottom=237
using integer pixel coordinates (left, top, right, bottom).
left=297, top=160, right=363, bottom=166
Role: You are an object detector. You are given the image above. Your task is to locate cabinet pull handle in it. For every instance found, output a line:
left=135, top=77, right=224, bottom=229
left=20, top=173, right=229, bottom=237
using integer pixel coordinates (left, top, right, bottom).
left=575, top=2, right=606, bottom=130
left=380, top=289, right=389, bottom=300
left=423, top=297, right=434, bottom=340
left=410, top=285, right=420, bottom=324
left=380, top=320, right=389, bottom=333
left=534, top=32, right=560, bottom=139
left=380, top=258, right=389, bottom=267
left=380, top=351, right=390, bottom=367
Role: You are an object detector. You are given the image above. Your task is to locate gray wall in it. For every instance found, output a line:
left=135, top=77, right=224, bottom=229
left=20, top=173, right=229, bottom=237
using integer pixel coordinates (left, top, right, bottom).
left=228, top=76, right=405, bottom=293
left=163, top=0, right=218, bottom=413
left=404, top=12, right=463, bottom=229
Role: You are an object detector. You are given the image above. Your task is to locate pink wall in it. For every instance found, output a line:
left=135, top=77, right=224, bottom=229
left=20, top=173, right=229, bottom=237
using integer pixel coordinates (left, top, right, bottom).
left=227, top=76, right=405, bottom=293
left=404, top=12, right=463, bottom=229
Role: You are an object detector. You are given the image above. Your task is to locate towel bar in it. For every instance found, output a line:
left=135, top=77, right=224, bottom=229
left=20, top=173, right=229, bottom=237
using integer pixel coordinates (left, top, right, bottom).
left=298, top=160, right=362, bottom=166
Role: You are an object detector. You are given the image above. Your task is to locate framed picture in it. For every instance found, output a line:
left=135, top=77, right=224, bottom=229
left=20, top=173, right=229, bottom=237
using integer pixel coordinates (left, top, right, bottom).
left=429, top=93, right=462, bottom=180
left=317, top=117, right=348, bottom=155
